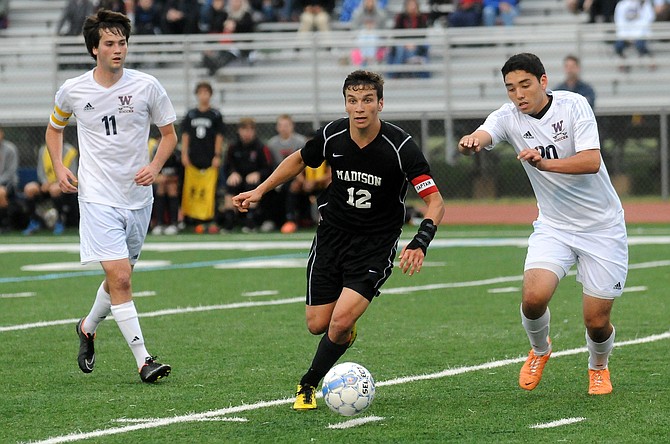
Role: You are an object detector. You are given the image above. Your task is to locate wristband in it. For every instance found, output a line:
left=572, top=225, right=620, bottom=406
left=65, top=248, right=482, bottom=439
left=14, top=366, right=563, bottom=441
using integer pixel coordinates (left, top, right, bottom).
left=406, top=218, right=437, bottom=255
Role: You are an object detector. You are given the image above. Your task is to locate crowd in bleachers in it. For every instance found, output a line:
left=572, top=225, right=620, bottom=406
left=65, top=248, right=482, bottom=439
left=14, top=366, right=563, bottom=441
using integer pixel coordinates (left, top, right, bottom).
left=38, top=0, right=670, bottom=78
left=3, top=0, right=669, bottom=76
left=2, top=0, right=670, bottom=235
left=2, top=0, right=669, bottom=36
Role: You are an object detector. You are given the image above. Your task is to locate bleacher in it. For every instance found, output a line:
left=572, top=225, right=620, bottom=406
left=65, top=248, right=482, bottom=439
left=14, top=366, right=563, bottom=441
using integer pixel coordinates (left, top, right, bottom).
left=1, top=0, right=669, bottom=126
left=1, top=0, right=67, bottom=37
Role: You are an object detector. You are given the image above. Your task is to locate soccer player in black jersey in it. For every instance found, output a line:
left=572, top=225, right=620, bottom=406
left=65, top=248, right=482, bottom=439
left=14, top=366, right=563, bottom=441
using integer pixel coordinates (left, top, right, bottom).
left=233, top=70, right=445, bottom=410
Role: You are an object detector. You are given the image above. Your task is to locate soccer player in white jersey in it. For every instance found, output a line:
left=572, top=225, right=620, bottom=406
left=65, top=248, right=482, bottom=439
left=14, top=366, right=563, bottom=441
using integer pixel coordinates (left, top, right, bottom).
left=45, top=9, right=178, bottom=382
left=458, top=53, right=627, bottom=395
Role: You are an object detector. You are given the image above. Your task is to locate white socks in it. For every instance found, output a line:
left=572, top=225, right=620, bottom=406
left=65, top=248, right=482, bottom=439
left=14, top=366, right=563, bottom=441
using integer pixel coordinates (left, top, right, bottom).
left=110, top=301, right=150, bottom=369
left=520, top=304, right=551, bottom=355
left=586, top=327, right=615, bottom=370
left=82, top=282, right=112, bottom=334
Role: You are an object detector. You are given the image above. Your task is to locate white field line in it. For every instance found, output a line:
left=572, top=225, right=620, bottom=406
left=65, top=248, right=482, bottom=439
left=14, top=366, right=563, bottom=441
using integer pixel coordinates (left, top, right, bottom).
left=623, top=286, right=647, bottom=293
left=0, top=297, right=304, bottom=333
left=27, top=331, right=670, bottom=444
left=490, top=285, right=646, bottom=295
left=0, top=292, right=36, bottom=298
left=327, top=416, right=385, bottom=429
left=3, top=260, right=670, bottom=334
left=132, top=291, right=156, bottom=298
left=530, top=417, right=586, bottom=429
left=242, top=290, right=279, bottom=297
left=2, top=234, right=670, bottom=254
left=114, top=417, right=248, bottom=424
left=487, top=287, right=521, bottom=294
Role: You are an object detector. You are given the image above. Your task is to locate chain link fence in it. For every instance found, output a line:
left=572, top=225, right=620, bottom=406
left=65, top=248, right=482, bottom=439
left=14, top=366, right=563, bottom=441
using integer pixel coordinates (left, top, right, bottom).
left=7, top=110, right=669, bottom=200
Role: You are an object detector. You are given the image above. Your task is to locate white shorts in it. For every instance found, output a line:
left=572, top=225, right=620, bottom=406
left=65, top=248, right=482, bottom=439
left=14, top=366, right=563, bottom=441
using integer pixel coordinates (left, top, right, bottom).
left=524, top=220, right=628, bottom=299
left=79, top=201, right=151, bottom=265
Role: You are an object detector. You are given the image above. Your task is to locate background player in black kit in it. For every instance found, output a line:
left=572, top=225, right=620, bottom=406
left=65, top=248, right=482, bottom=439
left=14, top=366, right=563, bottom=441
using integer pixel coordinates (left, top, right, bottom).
left=181, top=81, right=225, bottom=172
left=233, top=70, right=445, bottom=410
left=180, top=81, right=225, bottom=227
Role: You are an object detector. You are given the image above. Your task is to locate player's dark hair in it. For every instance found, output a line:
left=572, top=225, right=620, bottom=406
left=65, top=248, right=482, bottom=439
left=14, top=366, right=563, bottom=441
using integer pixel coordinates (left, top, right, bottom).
left=195, top=81, right=213, bottom=95
left=501, top=53, right=546, bottom=82
left=343, top=70, right=384, bottom=100
left=83, top=9, right=131, bottom=61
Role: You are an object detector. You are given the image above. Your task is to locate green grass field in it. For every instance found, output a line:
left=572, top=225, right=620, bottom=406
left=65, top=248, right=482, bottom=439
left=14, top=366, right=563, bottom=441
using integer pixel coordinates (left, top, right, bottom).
left=1, top=225, right=669, bottom=443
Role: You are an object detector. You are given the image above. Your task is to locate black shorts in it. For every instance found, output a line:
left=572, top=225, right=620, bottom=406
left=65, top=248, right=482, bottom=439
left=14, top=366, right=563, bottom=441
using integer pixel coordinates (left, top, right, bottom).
left=305, top=223, right=400, bottom=305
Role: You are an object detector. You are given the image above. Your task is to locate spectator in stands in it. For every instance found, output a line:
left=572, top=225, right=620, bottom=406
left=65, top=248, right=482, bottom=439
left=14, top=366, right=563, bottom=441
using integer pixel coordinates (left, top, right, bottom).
left=568, top=0, right=618, bottom=23
left=448, top=0, right=483, bottom=27
left=614, top=0, right=656, bottom=71
left=201, top=0, right=256, bottom=74
left=204, top=0, right=229, bottom=33
left=482, top=0, right=518, bottom=26
left=654, top=0, right=670, bottom=20
left=134, top=0, right=162, bottom=35
left=297, top=0, right=334, bottom=32
left=0, top=125, right=18, bottom=232
left=555, top=54, right=596, bottom=109
left=180, top=81, right=225, bottom=231
left=0, top=0, right=9, bottom=30
left=219, top=117, right=273, bottom=233
left=276, top=0, right=298, bottom=21
left=149, top=136, right=182, bottom=235
left=98, top=0, right=127, bottom=14
left=267, top=114, right=307, bottom=165
left=56, top=0, right=96, bottom=36
left=340, top=0, right=388, bottom=22
left=388, top=0, right=430, bottom=78
left=249, top=0, right=281, bottom=22
left=351, top=0, right=388, bottom=28
left=161, top=0, right=200, bottom=34
left=225, top=0, right=257, bottom=34
left=22, top=143, right=79, bottom=235
left=350, top=0, right=388, bottom=66
left=266, top=114, right=308, bottom=232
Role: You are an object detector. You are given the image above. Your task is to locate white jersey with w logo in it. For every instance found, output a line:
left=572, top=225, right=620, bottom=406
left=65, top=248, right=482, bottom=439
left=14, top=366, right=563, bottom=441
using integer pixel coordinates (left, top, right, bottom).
left=49, top=68, right=176, bottom=209
left=478, top=89, right=623, bottom=231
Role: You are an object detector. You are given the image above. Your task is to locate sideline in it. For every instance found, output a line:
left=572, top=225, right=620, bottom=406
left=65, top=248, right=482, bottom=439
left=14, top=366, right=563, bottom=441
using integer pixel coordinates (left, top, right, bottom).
left=2, top=235, right=670, bottom=254
left=3, top=259, right=669, bottom=333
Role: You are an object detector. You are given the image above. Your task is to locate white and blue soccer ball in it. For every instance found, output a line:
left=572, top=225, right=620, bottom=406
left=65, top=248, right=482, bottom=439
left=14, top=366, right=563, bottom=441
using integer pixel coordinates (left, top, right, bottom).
left=322, top=362, right=375, bottom=416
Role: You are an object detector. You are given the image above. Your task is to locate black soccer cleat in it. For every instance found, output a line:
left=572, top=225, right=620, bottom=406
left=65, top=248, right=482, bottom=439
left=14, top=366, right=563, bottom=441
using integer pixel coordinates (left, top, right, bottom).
left=139, top=356, right=171, bottom=383
left=76, top=317, right=96, bottom=373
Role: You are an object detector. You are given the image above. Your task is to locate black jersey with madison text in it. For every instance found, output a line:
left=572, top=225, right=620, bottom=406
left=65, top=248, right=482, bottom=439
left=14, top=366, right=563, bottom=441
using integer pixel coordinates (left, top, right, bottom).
left=301, top=118, right=434, bottom=234
left=181, top=108, right=225, bottom=169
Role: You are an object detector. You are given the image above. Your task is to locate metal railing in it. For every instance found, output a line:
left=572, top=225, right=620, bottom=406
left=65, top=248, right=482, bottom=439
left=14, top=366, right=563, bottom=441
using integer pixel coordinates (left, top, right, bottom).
left=1, top=23, right=669, bottom=198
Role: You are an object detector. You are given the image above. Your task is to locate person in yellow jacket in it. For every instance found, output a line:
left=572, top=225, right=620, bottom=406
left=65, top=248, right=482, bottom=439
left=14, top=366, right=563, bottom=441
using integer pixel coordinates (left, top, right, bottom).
left=22, top=143, right=79, bottom=235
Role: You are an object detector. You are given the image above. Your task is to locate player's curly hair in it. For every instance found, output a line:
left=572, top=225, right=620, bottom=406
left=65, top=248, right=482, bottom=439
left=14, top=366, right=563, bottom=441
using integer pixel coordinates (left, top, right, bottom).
left=83, top=9, right=131, bottom=61
left=343, top=70, right=384, bottom=100
left=501, top=53, right=546, bottom=82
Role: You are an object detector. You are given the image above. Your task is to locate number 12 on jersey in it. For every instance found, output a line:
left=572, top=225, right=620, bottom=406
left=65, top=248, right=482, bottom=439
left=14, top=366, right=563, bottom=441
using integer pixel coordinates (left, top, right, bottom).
left=346, top=187, right=371, bottom=209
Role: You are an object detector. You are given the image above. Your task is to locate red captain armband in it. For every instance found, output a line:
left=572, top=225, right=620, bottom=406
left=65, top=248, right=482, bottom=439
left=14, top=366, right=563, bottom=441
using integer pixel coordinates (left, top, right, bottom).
left=411, top=174, right=439, bottom=198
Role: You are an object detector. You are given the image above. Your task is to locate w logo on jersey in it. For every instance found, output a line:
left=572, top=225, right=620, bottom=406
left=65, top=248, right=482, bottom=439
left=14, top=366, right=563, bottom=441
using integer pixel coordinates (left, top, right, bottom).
left=118, top=95, right=134, bottom=113
left=551, top=120, right=564, bottom=133
left=551, top=120, right=568, bottom=142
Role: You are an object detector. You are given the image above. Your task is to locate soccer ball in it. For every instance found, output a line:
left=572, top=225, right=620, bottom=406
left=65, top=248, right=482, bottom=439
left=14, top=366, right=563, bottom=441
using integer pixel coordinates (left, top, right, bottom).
left=322, top=362, right=375, bottom=416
